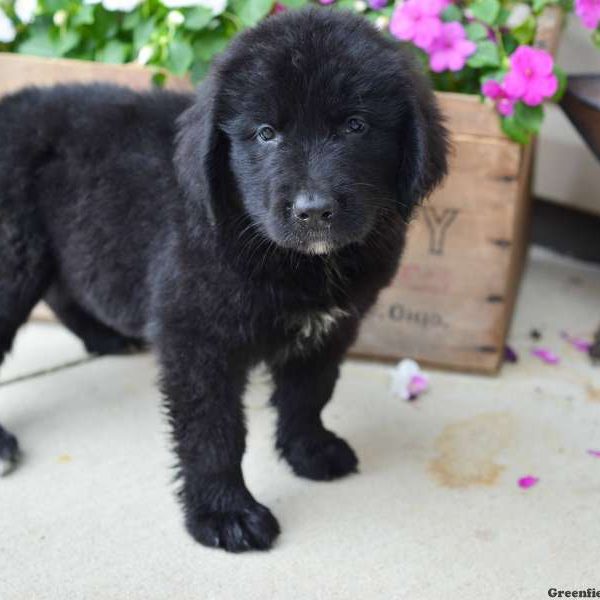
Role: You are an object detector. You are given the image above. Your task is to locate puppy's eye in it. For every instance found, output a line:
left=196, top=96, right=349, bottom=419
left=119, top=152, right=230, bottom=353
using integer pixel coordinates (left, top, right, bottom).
left=257, top=125, right=277, bottom=143
left=344, top=117, right=368, bottom=135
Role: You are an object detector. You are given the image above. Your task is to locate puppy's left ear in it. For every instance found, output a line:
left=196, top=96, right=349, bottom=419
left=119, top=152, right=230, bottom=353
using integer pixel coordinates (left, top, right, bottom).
left=397, top=82, right=449, bottom=222
left=175, top=73, right=228, bottom=229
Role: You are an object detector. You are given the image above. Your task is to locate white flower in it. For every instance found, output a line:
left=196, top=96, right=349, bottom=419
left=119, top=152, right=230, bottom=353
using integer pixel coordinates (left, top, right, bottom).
left=390, top=359, right=429, bottom=401
left=136, top=45, right=154, bottom=65
left=506, top=3, right=532, bottom=30
left=160, top=0, right=227, bottom=15
left=374, top=15, right=389, bottom=30
left=167, top=10, right=185, bottom=26
left=102, top=0, right=144, bottom=12
left=15, top=0, right=37, bottom=24
left=0, top=8, right=16, bottom=43
left=354, top=0, right=367, bottom=12
left=53, top=9, right=68, bottom=27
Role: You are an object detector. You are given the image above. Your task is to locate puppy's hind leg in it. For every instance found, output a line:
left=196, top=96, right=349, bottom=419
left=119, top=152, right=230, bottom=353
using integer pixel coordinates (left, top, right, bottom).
left=45, top=284, right=145, bottom=356
left=0, top=195, right=53, bottom=475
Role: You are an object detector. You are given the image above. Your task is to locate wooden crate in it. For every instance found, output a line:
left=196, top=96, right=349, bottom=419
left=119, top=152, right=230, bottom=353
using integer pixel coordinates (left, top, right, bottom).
left=350, top=97, right=535, bottom=373
left=0, top=8, right=562, bottom=373
left=351, top=7, right=562, bottom=373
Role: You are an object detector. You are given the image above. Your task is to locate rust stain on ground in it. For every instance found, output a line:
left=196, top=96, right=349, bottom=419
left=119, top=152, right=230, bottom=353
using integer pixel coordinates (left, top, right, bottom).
left=586, top=384, right=600, bottom=403
left=429, top=412, right=515, bottom=488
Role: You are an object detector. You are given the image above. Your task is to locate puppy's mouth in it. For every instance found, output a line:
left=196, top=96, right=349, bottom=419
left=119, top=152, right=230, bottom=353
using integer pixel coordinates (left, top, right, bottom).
left=269, top=228, right=340, bottom=256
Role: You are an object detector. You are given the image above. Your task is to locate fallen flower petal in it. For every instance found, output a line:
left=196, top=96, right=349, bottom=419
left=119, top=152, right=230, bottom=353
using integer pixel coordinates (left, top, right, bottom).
left=504, top=345, right=519, bottom=363
left=587, top=450, right=600, bottom=458
left=391, top=359, right=429, bottom=401
left=560, top=331, right=592, bottom=353
left=531, top=347, right=560, bottom=365
left=518, top=475, right=539, bottom=489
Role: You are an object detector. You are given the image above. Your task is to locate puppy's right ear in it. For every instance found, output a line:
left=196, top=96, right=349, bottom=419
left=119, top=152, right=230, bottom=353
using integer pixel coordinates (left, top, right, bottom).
left=175, top=74, right=228, bottom=228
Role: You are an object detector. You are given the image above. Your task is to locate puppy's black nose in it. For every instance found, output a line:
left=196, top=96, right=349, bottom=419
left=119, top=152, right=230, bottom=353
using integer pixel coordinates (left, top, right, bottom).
left=292, top=192, right=335, bottom=225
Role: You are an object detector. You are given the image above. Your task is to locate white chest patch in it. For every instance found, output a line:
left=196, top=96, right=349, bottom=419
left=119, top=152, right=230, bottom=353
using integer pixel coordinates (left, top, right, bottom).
left=275, top=306, right=351, bottom=363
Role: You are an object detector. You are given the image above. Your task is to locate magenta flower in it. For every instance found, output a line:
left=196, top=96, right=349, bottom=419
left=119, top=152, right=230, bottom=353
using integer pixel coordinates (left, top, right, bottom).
left=428, top=22, right=476, bottom=73
left=503, top=46, right=558, bottom=107
left=575, top=0, right=600, bottom=29
left=368, top=0, right=388, bottom=9
left=518, top=475, right=539, bottom=489
left=318, top=0, right=336, bottom=4
left=482, top=80, right=517, bottom=117
left=531, top=347, right=560, bottom=365
left=390, top=0, right=448, bottom=51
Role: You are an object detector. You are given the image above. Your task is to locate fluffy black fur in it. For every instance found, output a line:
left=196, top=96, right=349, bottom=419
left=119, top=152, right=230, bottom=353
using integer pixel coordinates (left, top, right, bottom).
left=0, top=8, right=448, bottom=550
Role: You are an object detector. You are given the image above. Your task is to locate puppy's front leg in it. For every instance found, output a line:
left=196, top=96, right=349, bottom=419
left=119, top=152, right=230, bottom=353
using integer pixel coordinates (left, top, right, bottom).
left=159, top=332, right=279, bottom=552
left=269, top=322, right=359, bottom=481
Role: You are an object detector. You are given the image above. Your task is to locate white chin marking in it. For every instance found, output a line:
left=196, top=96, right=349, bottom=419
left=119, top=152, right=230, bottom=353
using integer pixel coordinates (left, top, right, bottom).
left=308, top=241, right=331, bottom=255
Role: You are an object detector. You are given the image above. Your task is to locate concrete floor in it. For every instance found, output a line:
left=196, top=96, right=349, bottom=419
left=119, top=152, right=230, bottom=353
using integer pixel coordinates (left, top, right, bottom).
left=1, top=247, right=599, bottom=600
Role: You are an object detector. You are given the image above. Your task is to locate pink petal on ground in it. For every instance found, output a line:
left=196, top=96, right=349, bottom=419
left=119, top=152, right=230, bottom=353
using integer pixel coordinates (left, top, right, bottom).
left=531, top=347, right=560, bottom=365
left=518, top=475, right=539, bottom=489
left=504, top=345, right=518, bottom=363
left=408, top=374, right=429, bottom=399
left=587, top=450, right=600, bottom=458
left=561, top=331, right=592, bottom=352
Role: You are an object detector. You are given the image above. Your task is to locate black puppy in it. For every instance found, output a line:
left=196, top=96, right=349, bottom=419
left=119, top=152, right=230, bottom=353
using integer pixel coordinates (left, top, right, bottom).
left=0, top=8, right=447, bottom=551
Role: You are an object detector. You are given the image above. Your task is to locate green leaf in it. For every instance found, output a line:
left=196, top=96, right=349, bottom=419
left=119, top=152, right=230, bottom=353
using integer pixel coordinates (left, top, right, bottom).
left=122, top=10, right=141, bottom=31
left=97, top=40, right=128, bottom=64
left=45, top=0, right=70, bottom=11
left=231, top=0, right=274, bottom=27
left=514, top=103, right=544, bottom=133
left=441, top=4, right=462, bottom=22
left=185, top=7, right=214, bottom=31
left=551, top=65, right=567, bottom=102
left=278, top=0, right=308, bottom=7
left=133, top=18, right=155, bottom=52
left=152, top=71, right=167, bottom=88
left=72, top=4, right=95, bottom=27
left=533, top=0, right=557, bottom=12
left=190, top=60, right=211, bottom=84
left=192, top=28, right=230, bottom=61
left=55, top=30, right=81, bottom=56
left=501, top=115, right=532, bottom=144
left=166, top=39, right=194, bottom=75
left=511, top=16, right=536, bottom=45
left=593, top=29, right=600, bottom=50
left=467, top=40, right=500, bottom=68
left=465, top=22, right=488, bottom=41
left=469, top=0, right=501, bottom=25
left=17, top=30, right=59, bottom=58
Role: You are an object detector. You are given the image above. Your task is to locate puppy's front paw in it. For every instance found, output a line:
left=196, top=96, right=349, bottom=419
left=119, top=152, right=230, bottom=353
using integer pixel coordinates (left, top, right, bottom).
left=281, top=429, right=358, bottom=481
left=186, top=501, right=280, bottom=553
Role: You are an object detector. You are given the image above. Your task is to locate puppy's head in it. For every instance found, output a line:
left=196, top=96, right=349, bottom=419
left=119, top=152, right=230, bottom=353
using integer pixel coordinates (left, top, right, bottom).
left=176, top=8, right=448, bottom=255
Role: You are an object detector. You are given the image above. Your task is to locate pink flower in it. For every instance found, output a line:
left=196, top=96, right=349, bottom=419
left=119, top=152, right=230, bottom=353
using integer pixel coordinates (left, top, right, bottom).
left=482, top=80, right=517, bottom=117
left=368, top=0, right=388, bottom=9
left=271, top=2, right=286, bottom=13
left=390, top=0, right=448, bottom=51
left=575, top=0, right=600, bottom=30
left=428, top=22, right=476, bottom=73
left=518, top=475, right=539, bottom=489
left=531, top=347, right=560, bottom=365
left=561, top=331, right=592, bottom=352
left=318, top=0, right=336, bottom=4
left=587, top=450, right=600, bottom=458
left=504, top=46, right=558, bottom=107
